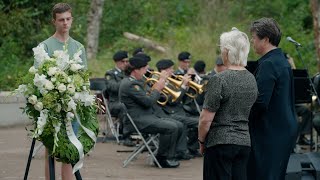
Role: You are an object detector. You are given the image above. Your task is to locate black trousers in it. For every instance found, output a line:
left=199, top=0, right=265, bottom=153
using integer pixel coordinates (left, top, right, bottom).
left=295, top=104, right=312, bottom=135
left=203, top=144, right=250, bottom=180
left=141, top=118, right=181, bottom=159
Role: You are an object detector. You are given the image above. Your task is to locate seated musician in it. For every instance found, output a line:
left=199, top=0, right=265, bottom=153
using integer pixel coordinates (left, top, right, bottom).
left=119, top=56, right=182, bottom=168
left=174, top=51, right=192, bottom=75
left=104, top=50, right=134, bottom=146
left=155, top=59, right=201, bottom=157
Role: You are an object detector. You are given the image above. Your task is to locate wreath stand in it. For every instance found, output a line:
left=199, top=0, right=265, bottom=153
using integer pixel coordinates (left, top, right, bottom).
left=23, top=138, right=82, bottom=180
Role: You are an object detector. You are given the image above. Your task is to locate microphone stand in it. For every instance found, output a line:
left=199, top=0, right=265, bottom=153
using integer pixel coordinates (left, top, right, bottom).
left=293, top=44, right=320, bottom=151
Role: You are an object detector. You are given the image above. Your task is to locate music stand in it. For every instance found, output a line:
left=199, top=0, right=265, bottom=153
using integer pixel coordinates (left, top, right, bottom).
left=290, top=40, right=320, bottom=152
left=293, top=69, right=312, bottom=104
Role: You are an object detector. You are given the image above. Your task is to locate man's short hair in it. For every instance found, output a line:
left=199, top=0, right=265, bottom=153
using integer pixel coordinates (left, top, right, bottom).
left=250, top=17, right=282, bottom=46
left=52, top=3, right=72, bottom=20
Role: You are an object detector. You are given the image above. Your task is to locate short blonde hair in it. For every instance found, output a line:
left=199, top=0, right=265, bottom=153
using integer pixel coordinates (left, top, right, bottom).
left=219, top=27, right=250, bottom=66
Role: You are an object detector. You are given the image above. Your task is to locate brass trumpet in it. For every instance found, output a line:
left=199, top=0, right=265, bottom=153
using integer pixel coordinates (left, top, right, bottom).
left=147, top=70, right=183, bottom=89
left=172, top=74, right=204, bottom=98
left=144, top=76, right=181, bottom=106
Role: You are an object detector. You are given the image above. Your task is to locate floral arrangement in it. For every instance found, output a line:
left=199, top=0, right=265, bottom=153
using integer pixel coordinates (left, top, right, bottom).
left=15, top=44, right=99, bottom=170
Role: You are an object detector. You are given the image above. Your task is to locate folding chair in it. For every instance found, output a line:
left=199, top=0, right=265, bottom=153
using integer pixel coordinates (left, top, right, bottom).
left=89, top=78, right=121, bottom=143
left=121, top=103, right=162, bottom=168
left=101, top=91, right=120, bottom=144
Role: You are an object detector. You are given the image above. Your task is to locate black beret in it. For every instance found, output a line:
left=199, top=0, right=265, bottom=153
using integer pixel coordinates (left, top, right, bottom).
left=134, top=53, right=151, bottom=62
left=113, top=50, right=128, bottom=61
left=178, top=51, right=191, bottom=61
left=156, top=59, right=174, bottom=71
left=132, top=47, right=144, bottom=56
left=194, top=60, right=206, bottom=73
left=129, top=56, right=148, bottom=69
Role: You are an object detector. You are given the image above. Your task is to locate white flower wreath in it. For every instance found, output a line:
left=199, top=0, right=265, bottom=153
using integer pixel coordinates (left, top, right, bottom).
left=15, top=44, right=99, bottom=173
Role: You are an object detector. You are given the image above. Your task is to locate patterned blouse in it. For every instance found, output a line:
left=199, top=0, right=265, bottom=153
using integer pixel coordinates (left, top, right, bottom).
left=203, top=69, right=258, bottom=148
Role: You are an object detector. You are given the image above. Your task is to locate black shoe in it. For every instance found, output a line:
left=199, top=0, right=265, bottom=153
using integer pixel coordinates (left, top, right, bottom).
left=157, top=159, right=180, bottom=168
left=298, top=137, right=314, bottom=146
left=122, top=138, right=135, bottom=147
left=175, top=152, right=192, bottom=160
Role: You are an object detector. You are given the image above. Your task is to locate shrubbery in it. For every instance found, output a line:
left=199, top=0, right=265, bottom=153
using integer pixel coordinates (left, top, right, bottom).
left=0, top=0, right=316, bottom=90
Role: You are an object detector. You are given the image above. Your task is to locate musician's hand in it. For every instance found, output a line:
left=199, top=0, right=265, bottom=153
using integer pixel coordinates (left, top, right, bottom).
left=187, top=68, right=196, bottom=75
left=159, top=71, right=169, bottom=81
left=182, top=74, right=191, bottom=86
left=153, top=78, right=166, bottom=92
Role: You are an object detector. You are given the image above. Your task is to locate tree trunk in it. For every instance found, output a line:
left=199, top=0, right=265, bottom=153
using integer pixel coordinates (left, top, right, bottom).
left=86, top=0, right=105, bottom=60
left=123, top=32, right=166, bottom=53
left=311, top=0, right=320, bottom=67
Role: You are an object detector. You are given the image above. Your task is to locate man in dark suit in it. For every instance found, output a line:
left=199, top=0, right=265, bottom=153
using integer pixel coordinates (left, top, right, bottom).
left=119, top=56, right=181, bottom=168
left=247, top=17, right=298, bottom=180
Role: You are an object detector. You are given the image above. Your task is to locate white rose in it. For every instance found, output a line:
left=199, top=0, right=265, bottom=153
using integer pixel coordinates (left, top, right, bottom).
left=51, top=77, right=56, bottom=82
left=33, top=73, right=47, bottom=87
left=70, top=64, right=83, bottom=72
left=73, top=93, right=80, bottom=100
left=28, top=66, right=38, bottom=74
left=34, top=102, right=43, bottom=111
left=47, top=67, right=58, bottom=76
left=57, top=84, right=66, bottom=93
left=44, top=81, right=54, bottom=90
left=83, top=94, right=95, bottom=106
left=67, top=98, right=77, bottom=111
left=67, top=112, right=74, bottom=120
left=28, top=95, right=38, bottom=105
left=40, top=88, right=48, bottom=95
left=67, top=77, right=72, bottom=83
left=16, top=84, right=28, bottom=96
left=67, top=84, right=75, bottom=94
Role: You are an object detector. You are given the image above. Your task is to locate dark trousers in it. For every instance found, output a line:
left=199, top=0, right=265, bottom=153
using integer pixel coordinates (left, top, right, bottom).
left=141, top=119, right=180, bottom=159
left=295, top=104, right=312, bottom=136
left=203, top=144, right=250, bottom=180
left=171, top=114, right=199, bottom=152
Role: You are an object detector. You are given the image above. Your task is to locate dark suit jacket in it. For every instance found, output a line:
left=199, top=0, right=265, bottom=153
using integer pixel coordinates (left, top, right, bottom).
left=248, top=48, right=298, bottom=180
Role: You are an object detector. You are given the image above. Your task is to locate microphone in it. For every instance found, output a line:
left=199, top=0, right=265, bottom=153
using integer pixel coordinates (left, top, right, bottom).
left=286, top=37, right=301, bottom=47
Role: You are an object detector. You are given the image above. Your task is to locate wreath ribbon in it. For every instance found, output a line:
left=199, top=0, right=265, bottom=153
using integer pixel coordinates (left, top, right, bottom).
left=66, top=110, right=97, bottom=173
left=66, top=120, right=84, bottom=173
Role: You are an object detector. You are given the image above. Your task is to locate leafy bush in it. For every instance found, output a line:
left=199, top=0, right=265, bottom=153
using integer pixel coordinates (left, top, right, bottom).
left=0, top=0, right=318, bottom=90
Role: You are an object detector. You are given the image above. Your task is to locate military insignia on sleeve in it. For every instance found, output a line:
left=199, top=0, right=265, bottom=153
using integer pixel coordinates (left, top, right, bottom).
left=106, top=75, right=111, bottom=80
left=134, top=85, right=140, bottom=91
